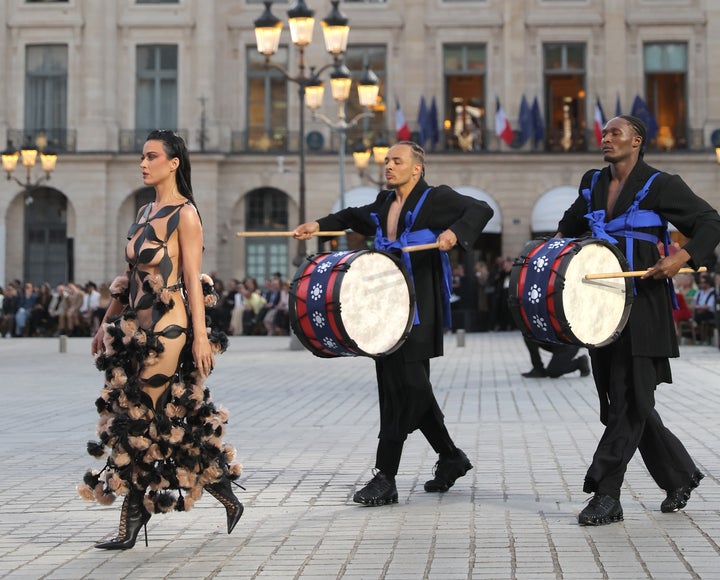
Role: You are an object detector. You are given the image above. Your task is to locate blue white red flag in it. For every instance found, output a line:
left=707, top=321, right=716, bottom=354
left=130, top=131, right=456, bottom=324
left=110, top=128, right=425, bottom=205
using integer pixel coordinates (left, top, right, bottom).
left=495, top=98, right=514, bottom=146
left=395, top=98, right=411, bottom=141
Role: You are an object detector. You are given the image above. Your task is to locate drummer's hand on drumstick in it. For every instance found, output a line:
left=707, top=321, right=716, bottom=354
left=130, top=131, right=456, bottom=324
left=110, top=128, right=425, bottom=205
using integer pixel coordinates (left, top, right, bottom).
left=643, top=248, right=692, bottom=279
left=293, top=221, right=320, bottom=240
left=436, top=230, right=458, bottom=252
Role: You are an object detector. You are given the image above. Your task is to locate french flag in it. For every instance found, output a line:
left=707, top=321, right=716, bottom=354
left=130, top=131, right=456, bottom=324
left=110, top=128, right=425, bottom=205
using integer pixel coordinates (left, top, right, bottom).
left=495, top=98, right=514, bottom=146
left=594, top=97, right=606, bottom=147
left=395, top=98, right=411, bottom=141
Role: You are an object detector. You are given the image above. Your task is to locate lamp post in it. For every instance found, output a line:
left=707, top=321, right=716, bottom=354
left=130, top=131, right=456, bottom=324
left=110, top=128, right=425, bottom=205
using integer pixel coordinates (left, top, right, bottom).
left=307, top=63, right=379, bottom=211
left=253, top=0, right=351, bottom=262
left=353, top=135, right=389, bottom=187
left=2, top=135, right=58, bottom=199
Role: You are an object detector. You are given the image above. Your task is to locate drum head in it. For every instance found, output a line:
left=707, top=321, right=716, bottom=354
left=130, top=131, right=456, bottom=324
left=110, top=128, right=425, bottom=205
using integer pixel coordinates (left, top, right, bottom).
left=560, top=241, right=631, bottom=346
left=339, top=251, right=413, bottom=356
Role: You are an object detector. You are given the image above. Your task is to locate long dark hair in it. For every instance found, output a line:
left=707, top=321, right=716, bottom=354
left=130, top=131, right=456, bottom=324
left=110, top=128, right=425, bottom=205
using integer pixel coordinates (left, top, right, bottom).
left=145, top=130, right=200, bottom=216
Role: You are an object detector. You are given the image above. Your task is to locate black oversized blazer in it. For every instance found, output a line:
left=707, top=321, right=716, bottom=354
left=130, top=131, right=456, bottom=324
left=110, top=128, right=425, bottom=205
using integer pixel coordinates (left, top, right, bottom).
left=558, top=159, right=720, bottom=359
left=316, top=178, right=494, bottom=361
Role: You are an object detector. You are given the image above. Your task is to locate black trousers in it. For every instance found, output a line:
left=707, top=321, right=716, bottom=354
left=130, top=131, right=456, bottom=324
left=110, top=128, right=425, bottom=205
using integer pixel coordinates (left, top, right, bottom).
left=375, top=409, right=456, bottom=477
left=524, top=338, right=581, bottom=377
left=374, top=352, right=456, bottom=478
left=584, top=338, right=698, bottom=499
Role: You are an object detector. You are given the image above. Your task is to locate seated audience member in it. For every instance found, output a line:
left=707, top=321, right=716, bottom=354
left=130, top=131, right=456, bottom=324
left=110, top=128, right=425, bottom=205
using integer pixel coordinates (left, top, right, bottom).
left=79, top=281, right=100, bottom=336
left=241, top=277, right=266, bottom=335
left=272, top=280, right=291, bottom=335
left=1, top=284, right=19, bottom=338
left=29, top=282, right=52, bottom=336
left=218, top=278, right=239, bottom=334
left=671, top=275, right=694, bottom=341
left=58, top=283, right=84, bottom=336
left=15, top=282, right=38, bottom=337
left=693, top=273, right=716, bottom=343
left=229, top=279, right=245, bottom=336
left=262, top=276, right=285, bottom=335
left=92, top=282, right=112, bottom=334
left=693, top=274, right=716, bottom=325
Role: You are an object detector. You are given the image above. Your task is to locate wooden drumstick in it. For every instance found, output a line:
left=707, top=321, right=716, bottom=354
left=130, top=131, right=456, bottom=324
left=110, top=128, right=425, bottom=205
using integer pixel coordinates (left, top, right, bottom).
left=584, top=266, right=707, bottom=280
left=236, top=231, right=347, bottom=237
left=402, top=242, right=440, bottom=252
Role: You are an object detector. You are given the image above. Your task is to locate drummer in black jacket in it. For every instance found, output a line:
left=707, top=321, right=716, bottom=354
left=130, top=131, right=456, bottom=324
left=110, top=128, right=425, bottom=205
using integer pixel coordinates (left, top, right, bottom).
left=294, top=141, right=493, bottom=505
left=556, top=115, right=720, bottom=526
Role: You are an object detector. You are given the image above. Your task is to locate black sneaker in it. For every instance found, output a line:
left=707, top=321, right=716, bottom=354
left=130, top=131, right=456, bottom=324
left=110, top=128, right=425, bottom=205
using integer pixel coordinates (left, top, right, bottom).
left=353, top=472, right=398, bottom=506
left=522, top=367, right=547, bottom=378
left=661, top=471, right=704, bottom=513
left=424, top=449, right=473, bottom=492
left=578, top=494, right=623, bottom=526
left=577, top=355, right=591, bottom=377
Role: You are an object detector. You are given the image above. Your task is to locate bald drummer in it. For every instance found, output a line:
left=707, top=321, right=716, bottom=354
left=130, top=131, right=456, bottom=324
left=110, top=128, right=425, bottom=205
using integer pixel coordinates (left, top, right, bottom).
left=294, top=141, right=494, bottom=506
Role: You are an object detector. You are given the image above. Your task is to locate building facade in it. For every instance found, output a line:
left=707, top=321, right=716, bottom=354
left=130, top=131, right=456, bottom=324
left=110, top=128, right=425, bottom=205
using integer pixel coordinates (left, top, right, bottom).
left=1, top=0, right=719, bottom=288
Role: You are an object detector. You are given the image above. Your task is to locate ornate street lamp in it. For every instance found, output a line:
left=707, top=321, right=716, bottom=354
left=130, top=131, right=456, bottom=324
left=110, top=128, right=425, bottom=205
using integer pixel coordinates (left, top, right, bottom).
left=253, top=0, right=351, bottom=261
left=307, top=63, right=380, bottom=210
left=2, top=136, right=58, bottom=192
left=353, top=135, right=389, bottom=187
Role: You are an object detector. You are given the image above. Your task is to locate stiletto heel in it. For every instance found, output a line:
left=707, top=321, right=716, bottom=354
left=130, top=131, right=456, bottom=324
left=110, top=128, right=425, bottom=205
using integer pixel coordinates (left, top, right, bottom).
left=205, top=477, right=244, bottom=534
left=95, top=488, right=151, bottom=550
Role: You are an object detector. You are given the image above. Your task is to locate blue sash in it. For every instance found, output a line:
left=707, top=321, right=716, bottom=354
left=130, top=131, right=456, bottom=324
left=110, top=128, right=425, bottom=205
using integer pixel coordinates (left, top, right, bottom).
left=371, top=188, right=453, bottom=327
left=582, top=170, right=677, bottom=307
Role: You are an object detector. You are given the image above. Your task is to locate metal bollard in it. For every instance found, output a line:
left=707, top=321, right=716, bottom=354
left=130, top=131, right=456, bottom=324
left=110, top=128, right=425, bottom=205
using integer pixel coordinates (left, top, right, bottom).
left=59, top=334, right=68, bottom=353
left=456, top=329, right=466, bottom=347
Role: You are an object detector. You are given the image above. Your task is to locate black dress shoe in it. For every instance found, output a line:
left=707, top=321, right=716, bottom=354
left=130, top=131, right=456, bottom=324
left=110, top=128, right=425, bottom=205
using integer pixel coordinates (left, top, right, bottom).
left=424, top=449, right=473, bottom=492
left=577, top=355, right=591, bottom=377
left=353, top=472, right=398, bottom=506
left=522, top=367, right=547, bottom=378
left=661, top=471, right=704, bottom=513
left=578, top=494, right=623, bottom=526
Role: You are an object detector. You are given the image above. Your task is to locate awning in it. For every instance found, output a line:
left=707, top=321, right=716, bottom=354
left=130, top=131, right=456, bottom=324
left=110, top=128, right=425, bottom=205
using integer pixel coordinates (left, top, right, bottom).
left=531, top=186, right=577, bottom=233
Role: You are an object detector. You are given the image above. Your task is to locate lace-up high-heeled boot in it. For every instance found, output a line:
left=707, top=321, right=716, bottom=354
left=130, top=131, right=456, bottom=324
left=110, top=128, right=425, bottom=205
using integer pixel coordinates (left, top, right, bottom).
left=205, top=477, right=243, bottom=534
left=95, top=488, right=151, bottom=550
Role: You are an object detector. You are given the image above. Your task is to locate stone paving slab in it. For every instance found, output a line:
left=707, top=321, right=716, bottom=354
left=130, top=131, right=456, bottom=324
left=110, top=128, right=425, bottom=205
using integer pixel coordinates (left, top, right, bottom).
left=0, top=332, right=718, bottom=579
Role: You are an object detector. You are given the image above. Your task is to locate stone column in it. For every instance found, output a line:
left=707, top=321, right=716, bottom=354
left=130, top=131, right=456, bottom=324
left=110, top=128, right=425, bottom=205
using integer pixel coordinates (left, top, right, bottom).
left=77, top=0, right=117, bottom=151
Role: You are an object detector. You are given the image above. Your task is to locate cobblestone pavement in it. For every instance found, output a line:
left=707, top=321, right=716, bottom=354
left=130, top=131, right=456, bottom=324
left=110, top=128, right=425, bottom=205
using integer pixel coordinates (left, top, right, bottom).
left=0, top=332, right=719, bottom=579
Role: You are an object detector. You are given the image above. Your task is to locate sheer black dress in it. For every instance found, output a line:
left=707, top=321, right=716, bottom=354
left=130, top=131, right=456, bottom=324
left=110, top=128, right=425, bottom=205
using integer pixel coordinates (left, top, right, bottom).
left=79, top=202, right=240, bottom=514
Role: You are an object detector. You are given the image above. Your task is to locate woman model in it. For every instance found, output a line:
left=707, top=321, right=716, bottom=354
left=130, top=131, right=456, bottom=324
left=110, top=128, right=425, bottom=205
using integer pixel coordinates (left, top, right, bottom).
left=78, top=131, right=243, bottom=549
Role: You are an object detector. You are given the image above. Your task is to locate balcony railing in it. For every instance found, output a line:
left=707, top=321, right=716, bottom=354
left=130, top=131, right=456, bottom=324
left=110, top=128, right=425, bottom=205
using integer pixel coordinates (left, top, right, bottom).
left=7, top=128, right=77, bottom=153
left=119, top=129, right=189, bottom=153
left=2, top=126, right=695, bottom=156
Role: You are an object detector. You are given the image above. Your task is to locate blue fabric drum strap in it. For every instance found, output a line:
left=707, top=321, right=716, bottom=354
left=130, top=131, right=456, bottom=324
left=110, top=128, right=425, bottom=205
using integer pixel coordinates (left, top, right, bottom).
left=581, top=171, right=677, bottom=308
left=371, top=188, right=453, bottom=327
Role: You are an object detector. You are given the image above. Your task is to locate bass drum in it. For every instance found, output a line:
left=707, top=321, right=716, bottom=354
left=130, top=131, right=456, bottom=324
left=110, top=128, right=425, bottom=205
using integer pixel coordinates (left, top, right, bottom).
left=509, top=237, right=633, bottom=348
left=289, top=250, right=415, bottom=358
